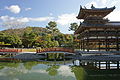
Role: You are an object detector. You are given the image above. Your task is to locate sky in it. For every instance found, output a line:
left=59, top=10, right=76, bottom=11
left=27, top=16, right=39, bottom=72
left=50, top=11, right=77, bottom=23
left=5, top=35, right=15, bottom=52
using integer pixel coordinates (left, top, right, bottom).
left=0, top=0, right=120, bottom=34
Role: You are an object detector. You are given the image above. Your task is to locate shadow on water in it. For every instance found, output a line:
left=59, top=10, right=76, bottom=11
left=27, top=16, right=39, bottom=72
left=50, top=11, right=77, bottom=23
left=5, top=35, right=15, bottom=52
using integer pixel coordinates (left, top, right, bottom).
left=0, top=61, right=120, bottom=80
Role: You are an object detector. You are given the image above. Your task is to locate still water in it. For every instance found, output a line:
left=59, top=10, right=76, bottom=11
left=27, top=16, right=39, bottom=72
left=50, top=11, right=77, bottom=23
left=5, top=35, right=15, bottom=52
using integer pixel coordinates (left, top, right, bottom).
left=0, top=61, right=120, bottom=80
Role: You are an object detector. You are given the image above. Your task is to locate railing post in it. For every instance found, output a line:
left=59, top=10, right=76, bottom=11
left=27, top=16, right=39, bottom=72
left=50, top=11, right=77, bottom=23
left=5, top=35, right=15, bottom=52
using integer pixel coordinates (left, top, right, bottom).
left=117, top=61, right=119, bottom=69
left=99, top=62, right=101, bottom=69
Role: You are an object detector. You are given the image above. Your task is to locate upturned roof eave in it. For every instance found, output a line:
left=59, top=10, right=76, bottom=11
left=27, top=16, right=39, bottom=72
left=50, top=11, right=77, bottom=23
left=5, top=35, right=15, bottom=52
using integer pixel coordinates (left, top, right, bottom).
left=77, top=6, right=116, bottom=19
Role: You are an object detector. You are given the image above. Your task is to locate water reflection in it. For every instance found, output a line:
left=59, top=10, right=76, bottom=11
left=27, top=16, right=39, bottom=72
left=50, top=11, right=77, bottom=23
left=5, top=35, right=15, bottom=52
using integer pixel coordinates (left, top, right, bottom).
left=0, top=62, right=76, bottom=80
left=0, top=61, right=120, bottom=80
left=46, top=65, right=59, bottom=76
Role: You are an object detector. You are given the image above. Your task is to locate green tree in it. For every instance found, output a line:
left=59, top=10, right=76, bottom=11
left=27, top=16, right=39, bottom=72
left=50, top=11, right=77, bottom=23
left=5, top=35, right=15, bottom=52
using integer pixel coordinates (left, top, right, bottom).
left=54, top=34, right=66, bottom=47
left=53, top=41, right=59, bottom=47
left=64, top=34, right=74, bottom=48
left=0, top=32, right=6, bottom=42
left=4, top=35, right=22, bottom=48
left=34, top=34, right=54, bottom=48
left=42, top=34, right=52, bottom=41
left=22, top=32, right=36, bottom=48
left=69, top=23, right=79, bottom=31
left=34, top=36, right=43, bottom=47
left=47, top=40, right=59, bottom=48
left=25, top=27, right=33, bottom=34
left=46, top=21, right=60, bottom=38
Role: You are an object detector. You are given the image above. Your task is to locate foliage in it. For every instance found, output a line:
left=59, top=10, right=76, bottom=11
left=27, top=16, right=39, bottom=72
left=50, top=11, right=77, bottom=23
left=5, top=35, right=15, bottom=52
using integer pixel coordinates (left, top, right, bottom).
left=46, top=21, right=60, bottom=37
left=0, top=33, right=22, bottom=47
left=69, top=23, right=79, bottom=31
left=0, top=21, right=80, bottom=48
left=22, top=32, right=36, bottom=48
left=8, top=35, right=22, bottom=47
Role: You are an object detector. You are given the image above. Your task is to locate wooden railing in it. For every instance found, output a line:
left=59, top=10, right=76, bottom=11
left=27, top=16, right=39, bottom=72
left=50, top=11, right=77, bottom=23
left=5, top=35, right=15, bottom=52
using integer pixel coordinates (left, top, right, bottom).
left=36, top=48, right=74, bottom=53
left=0, top=49, right=22, bottom=52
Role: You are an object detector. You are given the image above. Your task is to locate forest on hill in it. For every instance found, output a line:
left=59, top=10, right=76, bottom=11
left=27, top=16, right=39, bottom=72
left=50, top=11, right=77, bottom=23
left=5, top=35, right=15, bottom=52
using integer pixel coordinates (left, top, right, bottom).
left=0, top=21, right=79, bottom=48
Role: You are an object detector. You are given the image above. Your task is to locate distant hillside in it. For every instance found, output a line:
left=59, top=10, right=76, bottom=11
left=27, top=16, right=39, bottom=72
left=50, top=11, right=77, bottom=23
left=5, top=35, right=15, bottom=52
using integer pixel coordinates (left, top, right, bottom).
left=1, top=27, right=50, bottom=36
left=0, top=27, right=76, bottom=48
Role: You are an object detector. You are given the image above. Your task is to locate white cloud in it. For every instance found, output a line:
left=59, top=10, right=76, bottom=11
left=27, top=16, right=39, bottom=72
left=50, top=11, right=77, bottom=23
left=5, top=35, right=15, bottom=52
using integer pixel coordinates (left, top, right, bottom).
left=56, top=13, right=79, bottom=25
left=0, top=15, right=15, bottom=21
left=58, top=65, right=75, bottom=77
left=5, top=5, right=21, bottom=14
left=84, top=0, right=120, bottom=21
left=17, top=17, right=29, bottom=23
left=49, top=13, right=53, bottom=16
left=0, top=15, right=54, bottom=29
left=2, top=21, right=26, bottom=29
left=97, top=0, right=110, bottom=5
left=85, top=1, right=98, bottom=8
left=106, top=10, right=120, bottom=21
left=29, top=17, right=54, bottom=22
left=25, top=8, right=32, bottom=11
left=110, top=0, right=118, bottom=6
left=101, top=0, right=107, bottom=5
left=0, top=15, right=53, bottom=23
left=85, top=0, right=118, bottom=8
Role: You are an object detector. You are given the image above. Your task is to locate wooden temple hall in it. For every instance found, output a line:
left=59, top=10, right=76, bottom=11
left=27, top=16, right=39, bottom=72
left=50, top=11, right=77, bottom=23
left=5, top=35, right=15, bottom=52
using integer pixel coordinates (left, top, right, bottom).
left=74, top=5, right=120, bottom=69
left=75, top=5, right=120, bottom=52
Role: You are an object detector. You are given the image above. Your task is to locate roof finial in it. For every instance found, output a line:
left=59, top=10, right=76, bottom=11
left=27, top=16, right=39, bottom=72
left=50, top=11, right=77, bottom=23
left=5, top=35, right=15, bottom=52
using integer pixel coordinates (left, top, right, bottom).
left=113, top=6, right=116, bottom=9
left=80, top=5, right=82, bottom=9
left=91, top=4, right=95, bottom=9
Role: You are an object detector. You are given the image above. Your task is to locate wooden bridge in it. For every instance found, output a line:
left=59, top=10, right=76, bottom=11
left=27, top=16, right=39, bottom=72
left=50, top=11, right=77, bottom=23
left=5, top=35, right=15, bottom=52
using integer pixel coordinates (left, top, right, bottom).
left=36, top=47, right=75, bottom=53
left=36, top=48, right=75, bottom=61
left=0, top=49, right=22, bottom=52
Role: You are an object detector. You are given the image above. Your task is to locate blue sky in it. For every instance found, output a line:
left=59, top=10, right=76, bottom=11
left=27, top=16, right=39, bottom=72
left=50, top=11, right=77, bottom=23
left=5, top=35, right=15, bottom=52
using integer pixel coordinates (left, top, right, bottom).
left=0, top=0, right=120, bottom=34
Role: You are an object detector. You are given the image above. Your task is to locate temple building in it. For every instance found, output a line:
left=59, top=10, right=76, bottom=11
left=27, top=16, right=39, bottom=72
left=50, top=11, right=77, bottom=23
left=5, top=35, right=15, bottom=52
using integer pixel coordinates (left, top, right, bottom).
left=75, top=5, right=120, bottom=52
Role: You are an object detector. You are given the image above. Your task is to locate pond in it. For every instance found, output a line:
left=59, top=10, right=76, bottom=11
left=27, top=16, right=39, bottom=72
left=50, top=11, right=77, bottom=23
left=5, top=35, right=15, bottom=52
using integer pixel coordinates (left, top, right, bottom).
left=0, top=61, right=120, bottom=80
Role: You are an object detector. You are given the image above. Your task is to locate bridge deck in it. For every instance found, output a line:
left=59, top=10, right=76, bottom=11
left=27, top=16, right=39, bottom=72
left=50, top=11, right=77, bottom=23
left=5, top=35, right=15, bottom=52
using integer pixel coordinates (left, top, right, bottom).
left=36, top=48, right=74, bottom=53
left=37, top=51, right=74, bottom=54
left=75, top=55, right=120, bottom=61
left=76, top=51, right=120, bottom=54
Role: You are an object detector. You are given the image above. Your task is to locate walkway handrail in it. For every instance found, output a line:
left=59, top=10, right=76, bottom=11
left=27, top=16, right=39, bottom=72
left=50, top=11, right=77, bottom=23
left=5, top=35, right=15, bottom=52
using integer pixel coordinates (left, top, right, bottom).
left=36, top=48, right=74, bottom=53
left=0, top=49, right=22, bottom=52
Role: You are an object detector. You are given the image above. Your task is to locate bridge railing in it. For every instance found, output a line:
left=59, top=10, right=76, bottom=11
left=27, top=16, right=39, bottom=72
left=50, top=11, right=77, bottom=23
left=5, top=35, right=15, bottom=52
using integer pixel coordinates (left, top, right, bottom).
left=36, top=48, right=74, bottom=53
left=0, top=49, right=22, bottom=53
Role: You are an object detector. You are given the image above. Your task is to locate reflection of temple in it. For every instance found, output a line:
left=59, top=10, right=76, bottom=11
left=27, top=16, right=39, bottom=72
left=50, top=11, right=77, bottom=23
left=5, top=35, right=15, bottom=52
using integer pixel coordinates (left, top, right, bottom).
left=75, top=5, right=120, bottom=52
left=71, top=66, right=120, bottom=80
left=74, top=5, right=120, bottom=69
